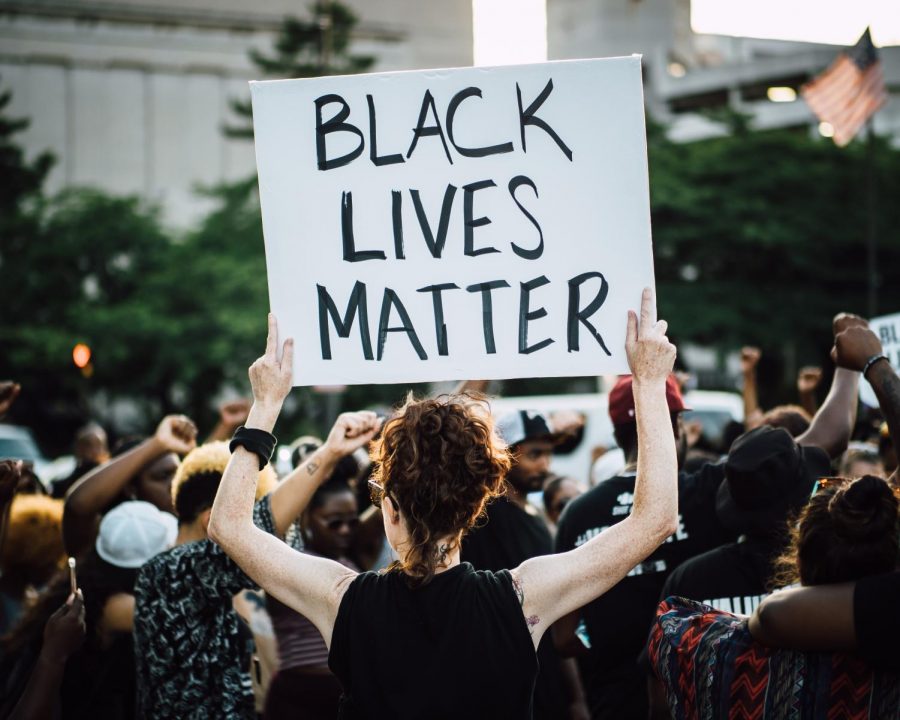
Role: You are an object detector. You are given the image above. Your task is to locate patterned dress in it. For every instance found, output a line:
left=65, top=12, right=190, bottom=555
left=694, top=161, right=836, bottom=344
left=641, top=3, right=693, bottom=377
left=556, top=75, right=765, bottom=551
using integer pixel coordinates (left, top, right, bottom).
left=648, top=597, right=900, bottom=719
left=134, top=496, right=275, bottom=719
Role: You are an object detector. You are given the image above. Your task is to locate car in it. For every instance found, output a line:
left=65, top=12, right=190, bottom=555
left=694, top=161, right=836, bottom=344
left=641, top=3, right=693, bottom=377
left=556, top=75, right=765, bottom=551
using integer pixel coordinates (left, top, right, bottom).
left=489, top=389, right=744, bottom=491
left=682, top=390, right=745, bottom=450
left=0, top=424, right=54, bottom=485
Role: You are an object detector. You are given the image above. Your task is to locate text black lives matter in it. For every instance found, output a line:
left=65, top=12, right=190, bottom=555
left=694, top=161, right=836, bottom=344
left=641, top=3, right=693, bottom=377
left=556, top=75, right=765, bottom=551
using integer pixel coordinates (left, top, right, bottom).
left=313, top=78, right=612, bottom=363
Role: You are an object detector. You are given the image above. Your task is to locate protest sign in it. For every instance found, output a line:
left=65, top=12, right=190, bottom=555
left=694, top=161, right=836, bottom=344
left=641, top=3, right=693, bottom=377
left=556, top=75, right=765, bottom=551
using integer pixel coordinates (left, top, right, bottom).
left=860, top=312, right=900, bottom=407
left=251, top=57, right=655, bottom=386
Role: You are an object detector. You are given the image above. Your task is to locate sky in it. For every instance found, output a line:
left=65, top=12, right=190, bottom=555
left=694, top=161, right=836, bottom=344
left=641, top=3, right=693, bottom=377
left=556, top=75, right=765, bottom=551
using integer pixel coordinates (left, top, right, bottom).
left=473, top=0, right=547, bottom=66
left=691, top=0, right=900, bottom=47
left=472, top=0, right=900, bottom=67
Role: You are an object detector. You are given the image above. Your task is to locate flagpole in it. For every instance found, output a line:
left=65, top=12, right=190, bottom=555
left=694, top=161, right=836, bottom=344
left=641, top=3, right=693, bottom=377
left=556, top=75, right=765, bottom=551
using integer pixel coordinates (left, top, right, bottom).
left=865, top=117, right=877, bottom=317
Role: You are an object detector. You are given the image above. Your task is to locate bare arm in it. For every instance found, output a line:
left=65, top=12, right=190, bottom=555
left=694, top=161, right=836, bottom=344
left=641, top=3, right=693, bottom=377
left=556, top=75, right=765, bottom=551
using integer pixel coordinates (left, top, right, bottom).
left=62, top=416, right=196, bottom=556
left=796, top=314, right=870, bottom=459
left=511, top=289, right=679, bottom=649
left=9, top=592, right=85, bottom=720
left=748, top=583, right=856, bottom=651
left=268, top=412, right=381, bottom=537
left=830, top=323, right=900, bottom=481
left=740, top=347, right=762, bottom=427
left=209, top=315, right=360, bottom=647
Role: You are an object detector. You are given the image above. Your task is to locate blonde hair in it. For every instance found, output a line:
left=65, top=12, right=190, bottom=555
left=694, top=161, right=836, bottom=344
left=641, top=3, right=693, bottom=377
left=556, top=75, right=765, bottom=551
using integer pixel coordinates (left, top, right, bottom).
left=172, top=441, right=276, bottom=510
left=0, top=495, right=65, bottom=585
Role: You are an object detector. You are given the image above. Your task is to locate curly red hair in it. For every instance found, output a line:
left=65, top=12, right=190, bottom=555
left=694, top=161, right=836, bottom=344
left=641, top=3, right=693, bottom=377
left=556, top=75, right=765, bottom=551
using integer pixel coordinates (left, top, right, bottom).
left=371, top=393, right=510, bottom=587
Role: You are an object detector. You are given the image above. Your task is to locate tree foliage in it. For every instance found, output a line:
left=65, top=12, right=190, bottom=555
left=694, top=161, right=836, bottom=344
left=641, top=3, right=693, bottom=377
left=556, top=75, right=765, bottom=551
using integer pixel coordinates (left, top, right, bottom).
left=648, top=119, right=900, bottom=392
left=225, top=1, right=374, bottom=139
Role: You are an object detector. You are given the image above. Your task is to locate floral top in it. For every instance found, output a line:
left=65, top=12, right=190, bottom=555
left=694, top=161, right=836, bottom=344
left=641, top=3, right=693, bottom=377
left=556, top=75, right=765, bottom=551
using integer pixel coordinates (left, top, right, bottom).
left=134, top=496, right=275, bottom=719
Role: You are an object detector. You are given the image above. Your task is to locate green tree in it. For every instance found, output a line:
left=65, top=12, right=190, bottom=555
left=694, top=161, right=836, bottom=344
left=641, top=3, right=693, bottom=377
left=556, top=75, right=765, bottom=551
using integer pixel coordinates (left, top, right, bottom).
left=225, top=1, right=374, bottom=139
left=648, top=119, right=900, bottom=402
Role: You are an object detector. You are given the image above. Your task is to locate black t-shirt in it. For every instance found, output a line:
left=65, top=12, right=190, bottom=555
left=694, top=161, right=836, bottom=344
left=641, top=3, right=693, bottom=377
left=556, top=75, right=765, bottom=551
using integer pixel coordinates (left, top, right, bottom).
left=461, top=496, right=553, bottom=572
left=660, top=536, right=782, bottom=616
left=554, top=463, right=732, bottom=719
left=854, top=570, right=900, bottom=673
left=460, top=497, right=569, bottom=720
left=329, top=563, right=536, bottom=719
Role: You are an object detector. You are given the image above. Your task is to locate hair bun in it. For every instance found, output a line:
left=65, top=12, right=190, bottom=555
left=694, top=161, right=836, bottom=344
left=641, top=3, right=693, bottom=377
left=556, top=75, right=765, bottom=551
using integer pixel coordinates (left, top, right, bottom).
left=830, top=475, right=899, bottom=541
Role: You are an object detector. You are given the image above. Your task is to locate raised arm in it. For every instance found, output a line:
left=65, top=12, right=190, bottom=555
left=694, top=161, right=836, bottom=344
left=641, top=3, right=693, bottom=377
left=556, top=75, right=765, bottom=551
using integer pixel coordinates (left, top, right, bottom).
left=510, top=288, right=678, bottom=650
left=209, top=315, right=363, bottom=647
left=796, top=313, right=864, bottom=459
left=831, top=323, right=900, bottom=480
left=268, top=410, right=381, bottom=537
left=62, top=416, right=197, bottom=556
left=796, top=366, right=822, bottom=417
left=206, top=398, right=251, bottom=443
left=9, top=591, right=86, bottom=720
left=740, top=347, right=762, bottom=429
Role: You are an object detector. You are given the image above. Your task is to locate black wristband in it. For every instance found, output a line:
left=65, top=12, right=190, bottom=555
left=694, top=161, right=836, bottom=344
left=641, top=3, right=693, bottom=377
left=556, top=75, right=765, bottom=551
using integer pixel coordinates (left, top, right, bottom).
left=229, top=426, right=277, bottom=470
left=862, top=354, right=889, bottom=380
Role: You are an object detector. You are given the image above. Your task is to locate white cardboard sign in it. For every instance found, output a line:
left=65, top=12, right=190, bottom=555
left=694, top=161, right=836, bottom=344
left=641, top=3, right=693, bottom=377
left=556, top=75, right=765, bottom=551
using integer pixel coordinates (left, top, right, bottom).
left=860, top=312, right=900, bottom=407
left=251, top=57, right=655, bottom=386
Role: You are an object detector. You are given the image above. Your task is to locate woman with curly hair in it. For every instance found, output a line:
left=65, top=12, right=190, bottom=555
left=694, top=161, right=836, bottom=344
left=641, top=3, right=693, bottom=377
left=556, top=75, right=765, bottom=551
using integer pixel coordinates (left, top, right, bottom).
left=210, top=290, right=679, bottom=718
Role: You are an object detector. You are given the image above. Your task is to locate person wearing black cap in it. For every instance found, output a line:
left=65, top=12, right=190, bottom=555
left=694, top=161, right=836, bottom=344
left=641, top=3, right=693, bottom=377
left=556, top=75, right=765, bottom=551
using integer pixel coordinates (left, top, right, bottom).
left=657, top=425, right=832, bottom=617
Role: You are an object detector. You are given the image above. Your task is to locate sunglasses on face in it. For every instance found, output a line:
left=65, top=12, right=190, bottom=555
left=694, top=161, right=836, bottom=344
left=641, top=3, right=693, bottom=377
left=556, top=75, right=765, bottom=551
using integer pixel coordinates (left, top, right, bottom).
left=812, top=476, right=900, bottom=498
left=368, top=478, right=398, bottom=509
left=322, top=517, right=360, bottom=532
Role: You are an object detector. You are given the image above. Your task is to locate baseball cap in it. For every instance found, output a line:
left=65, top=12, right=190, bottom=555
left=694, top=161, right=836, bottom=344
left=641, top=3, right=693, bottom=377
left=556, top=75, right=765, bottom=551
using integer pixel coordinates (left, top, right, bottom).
left=608, top=374, right=688, bottom=425
left=716, top=425, right=832, bottom=534
left=95, top=501, right=178, bottom=568
left=496, top=410, right=558, bottom=447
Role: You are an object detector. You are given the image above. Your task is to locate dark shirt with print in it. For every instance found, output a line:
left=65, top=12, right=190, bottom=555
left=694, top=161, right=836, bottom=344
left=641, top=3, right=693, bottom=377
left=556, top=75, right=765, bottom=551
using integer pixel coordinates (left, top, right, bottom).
left=660, top=535, right=784, bottom=616
left=133, top=496, right=276, bottom=720
left=554, top=463, right=732, bottom=720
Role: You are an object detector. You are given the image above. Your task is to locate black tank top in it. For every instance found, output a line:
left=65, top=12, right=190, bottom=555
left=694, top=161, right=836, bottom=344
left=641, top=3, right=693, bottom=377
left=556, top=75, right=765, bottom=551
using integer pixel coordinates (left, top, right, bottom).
left=328, top=562, right=537, bottom=719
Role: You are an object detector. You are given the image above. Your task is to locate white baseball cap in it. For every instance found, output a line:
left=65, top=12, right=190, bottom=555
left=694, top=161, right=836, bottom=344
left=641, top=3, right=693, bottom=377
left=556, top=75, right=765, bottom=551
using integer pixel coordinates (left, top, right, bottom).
left=95, top=501, right=178, bottom=568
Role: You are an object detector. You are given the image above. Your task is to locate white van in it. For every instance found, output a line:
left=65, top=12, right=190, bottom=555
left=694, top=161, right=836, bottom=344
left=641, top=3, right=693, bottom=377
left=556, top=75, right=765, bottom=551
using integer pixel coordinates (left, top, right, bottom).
left=489, top=389, right=743, bottom=489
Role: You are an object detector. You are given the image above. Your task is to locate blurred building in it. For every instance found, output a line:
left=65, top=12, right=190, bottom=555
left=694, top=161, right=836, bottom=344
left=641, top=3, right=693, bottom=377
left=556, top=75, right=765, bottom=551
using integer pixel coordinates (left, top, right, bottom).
left=0, top=0, right=472, bottom=225
left=548, top=0, right=900, bottom=143
left=3, top=0, right=899, bottom=228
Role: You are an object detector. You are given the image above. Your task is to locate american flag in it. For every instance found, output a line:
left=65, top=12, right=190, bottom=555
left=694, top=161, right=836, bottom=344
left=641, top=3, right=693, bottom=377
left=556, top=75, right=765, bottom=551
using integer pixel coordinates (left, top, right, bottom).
left=801, top=28, right=887, bottom=147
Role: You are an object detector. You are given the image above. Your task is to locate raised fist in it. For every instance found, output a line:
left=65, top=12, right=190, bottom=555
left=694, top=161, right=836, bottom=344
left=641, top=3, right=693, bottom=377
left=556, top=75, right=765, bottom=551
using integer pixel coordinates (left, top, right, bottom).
left=0, top=381, right=20, bottom=417
left=797, top=366, right=823, bottom=394
left=154, top=415, right=198, bottom=455
left=831, top=326, right=884, bottom=373
left=833, top=312, right=868, bottom=337
left=740, top=347, right=761, bottom=374
left=324, top=411, right=382, bottom=460
left=219, top=399, right=251, bottom=429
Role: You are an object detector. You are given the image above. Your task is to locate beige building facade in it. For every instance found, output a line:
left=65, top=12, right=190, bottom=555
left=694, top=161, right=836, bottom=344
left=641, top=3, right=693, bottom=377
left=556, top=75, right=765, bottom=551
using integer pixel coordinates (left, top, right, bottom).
left=0, top=0, right=473, bottom=225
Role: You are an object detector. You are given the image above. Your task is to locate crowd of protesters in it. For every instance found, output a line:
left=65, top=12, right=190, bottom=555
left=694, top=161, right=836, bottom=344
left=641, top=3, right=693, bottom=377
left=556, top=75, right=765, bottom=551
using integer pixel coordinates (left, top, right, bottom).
left=0, top=293, right=898, bottom=719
